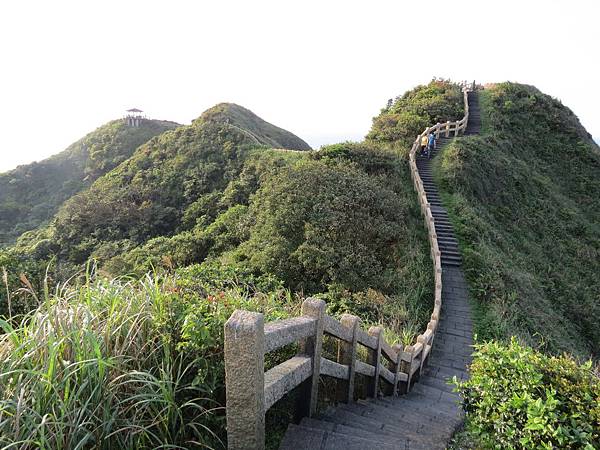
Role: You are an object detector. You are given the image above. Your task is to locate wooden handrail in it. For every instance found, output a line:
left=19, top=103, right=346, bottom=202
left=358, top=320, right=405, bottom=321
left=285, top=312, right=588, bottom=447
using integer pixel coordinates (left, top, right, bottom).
left=224, top=86, right=472, bottom=449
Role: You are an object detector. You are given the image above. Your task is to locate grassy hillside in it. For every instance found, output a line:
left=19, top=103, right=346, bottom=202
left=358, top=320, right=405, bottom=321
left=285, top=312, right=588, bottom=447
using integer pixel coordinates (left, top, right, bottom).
left=197, top=103, right=312, bottom=150
left=433, top=83, right=600, bottom=357
left=0, top=119, right=179, bottom=246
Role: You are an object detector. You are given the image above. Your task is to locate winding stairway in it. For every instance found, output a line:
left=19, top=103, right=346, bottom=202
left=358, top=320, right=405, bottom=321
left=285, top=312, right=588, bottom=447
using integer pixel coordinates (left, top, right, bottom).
left=278, top=92, right=481, bottom=450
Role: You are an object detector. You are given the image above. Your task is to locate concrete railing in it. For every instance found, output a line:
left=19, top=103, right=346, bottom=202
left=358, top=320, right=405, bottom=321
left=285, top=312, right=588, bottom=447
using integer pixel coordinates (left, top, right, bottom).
left=224, top=86, right=471, bottom=450
left=224, top=298, right=434, bottom=449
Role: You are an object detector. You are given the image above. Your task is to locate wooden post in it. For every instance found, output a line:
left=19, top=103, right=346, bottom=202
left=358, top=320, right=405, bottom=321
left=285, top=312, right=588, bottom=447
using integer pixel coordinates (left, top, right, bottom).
left=338, top=314, right=359, bottom=403
left=401, top=345, right=414, bottom=393
left=225, top=310, right=265, bottom=450
left=367, top=326, right=382, bottom=398
left=297, top=298, right=325, bottom=417
left=392, top=343, right=403, bottom=396
left=417, top=334, right=428, bottom=374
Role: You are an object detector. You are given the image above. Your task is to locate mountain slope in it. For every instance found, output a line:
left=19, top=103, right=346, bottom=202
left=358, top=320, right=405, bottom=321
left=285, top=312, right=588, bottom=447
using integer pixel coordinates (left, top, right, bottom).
left=0, top=119, right=179, bottom=246
left=433, top=82, right=600, bottom=357
left=197, top=103, right=311, bottom=150
left=34, top=104, right=310, bottom=265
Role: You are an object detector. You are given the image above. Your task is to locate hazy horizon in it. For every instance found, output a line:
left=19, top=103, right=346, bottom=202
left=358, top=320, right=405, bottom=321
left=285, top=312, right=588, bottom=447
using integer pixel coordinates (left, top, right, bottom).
left=1, top=0, right=598, bottom=172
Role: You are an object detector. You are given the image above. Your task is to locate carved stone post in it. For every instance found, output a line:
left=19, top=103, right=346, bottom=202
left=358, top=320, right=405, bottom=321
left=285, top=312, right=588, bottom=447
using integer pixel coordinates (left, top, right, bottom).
left=338, top=314, right=359, bottom=403
left=401, top=345, right=414, bottom=394
left=225, top=310, right=265, bottom=450
left=367, top=326, right=382, bottom=398
left=297, top=298, right=325, bottom=417
left=445, top=120, right=450, bottom=137
left=392, top=343, right=404, bottom=396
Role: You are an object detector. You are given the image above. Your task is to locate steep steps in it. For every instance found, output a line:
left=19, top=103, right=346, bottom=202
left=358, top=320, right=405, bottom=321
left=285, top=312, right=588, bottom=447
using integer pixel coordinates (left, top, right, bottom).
left=279, top=90, right=480, bottom=450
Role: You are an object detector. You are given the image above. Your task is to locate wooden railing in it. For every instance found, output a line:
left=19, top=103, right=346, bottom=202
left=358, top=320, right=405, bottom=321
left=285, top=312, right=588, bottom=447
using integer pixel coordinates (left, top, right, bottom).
left=224, top=87, right=471, bottom=450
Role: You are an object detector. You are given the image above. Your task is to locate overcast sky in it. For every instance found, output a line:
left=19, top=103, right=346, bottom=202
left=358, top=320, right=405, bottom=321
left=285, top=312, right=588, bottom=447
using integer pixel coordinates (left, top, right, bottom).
left=0, top=0, right=598, bottom=172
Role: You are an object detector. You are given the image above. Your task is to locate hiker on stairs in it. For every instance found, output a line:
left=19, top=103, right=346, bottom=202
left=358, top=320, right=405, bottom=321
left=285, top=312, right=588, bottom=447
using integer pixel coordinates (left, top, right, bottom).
left=420, top=134, right=428, bottom=156
left=427, top=131, right=436, bottom=159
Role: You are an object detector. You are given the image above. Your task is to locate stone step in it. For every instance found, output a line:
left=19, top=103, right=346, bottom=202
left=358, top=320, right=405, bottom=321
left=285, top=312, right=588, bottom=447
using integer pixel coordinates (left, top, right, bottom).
left=320, top=407, right=420, bottom=441
left=279, top=423, right=401, bottom=450
left=331, top=404, right=448, bottom=448
left=279, top=424, right=326, bottom=449
left=441, top=259, right=462, bottom=267
left=360, top=398, right=458, bottom=427
left=438, top=240, right=459, bottom=247
left=298, top=418, right=405, bottom=447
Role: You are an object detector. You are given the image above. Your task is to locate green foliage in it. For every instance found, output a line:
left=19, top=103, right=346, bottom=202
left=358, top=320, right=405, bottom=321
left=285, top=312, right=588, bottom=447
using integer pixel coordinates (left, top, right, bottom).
left=0, top=264, right=295, bottom=449
left=433, top=83, right=600, bottom=356
left=455, top=339, right=600, bottom=449
left=0, top=119, right=178, bottom=246
left=367, top=79, right=464, bottom=153
left=43, top=105, right=309, bottom=265
left=238, top=148, right=406, bottom=292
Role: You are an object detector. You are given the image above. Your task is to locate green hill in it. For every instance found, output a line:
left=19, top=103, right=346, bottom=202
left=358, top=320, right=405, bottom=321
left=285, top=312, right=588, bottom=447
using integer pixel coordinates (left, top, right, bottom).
left=433, top=82, right=600, bottom=357
left=25, top=104, right=310, bottom=266
left=0, top=119, right=179, bottom=246
left=197, top=103, right=312, bottom=150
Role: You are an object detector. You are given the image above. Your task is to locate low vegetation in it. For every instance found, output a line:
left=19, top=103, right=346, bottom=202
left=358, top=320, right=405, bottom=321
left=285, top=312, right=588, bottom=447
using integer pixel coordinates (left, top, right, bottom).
left=433, top=82, right=600, bottom=357
left=0, top=119, right=178, bottom=246
left=367, top=78, right=464, bottom=153
left=454, top=339, right=599, bottom=449
left=0, top=264, right=295, bottom=448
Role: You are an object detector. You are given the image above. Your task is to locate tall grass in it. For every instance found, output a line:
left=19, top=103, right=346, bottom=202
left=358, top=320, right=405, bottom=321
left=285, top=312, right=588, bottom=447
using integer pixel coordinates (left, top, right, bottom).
left=0, top=266, right=297, bottom=449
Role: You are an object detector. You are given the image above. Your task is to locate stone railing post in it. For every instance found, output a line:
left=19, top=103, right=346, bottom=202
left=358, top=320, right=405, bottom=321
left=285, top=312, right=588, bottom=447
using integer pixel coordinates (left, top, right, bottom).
left=337, top=314, right=359, bottom=403
left=445, top=120, right=450, bottom=137
left=435, top=123, right=441, bottom=140
left=401, top=345, right=414, bottom=394
left=392, top=343, right=404, bottom=396
left=225, top=310, right=265, bottom=450
left=367, top=326, right=383, bottom=398
left=297, top=298, right=325, bottom=417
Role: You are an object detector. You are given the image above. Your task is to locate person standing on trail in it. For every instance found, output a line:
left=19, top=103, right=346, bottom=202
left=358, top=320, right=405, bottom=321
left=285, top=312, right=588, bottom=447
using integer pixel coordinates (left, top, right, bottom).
left=420, top=134, right=428, bottom=156
left=427, top=131, right=436, bottom=159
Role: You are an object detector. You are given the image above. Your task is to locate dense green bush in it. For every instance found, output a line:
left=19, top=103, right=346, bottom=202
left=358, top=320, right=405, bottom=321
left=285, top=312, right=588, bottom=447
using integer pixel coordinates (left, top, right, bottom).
left=237, top=151, right=407, bottom=292
left=368, top=79, right=464, bottom=153
left=455, top=339, right=600, bottom=449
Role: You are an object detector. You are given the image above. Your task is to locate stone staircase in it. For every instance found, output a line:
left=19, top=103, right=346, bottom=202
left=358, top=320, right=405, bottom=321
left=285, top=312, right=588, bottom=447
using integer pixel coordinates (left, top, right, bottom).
left=278, top=91, right=480, bottom=450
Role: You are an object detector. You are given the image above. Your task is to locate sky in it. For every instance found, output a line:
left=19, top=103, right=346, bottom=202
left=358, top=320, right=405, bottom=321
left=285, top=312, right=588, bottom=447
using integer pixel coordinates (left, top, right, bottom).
left=0, top=0, right=598, bottom=172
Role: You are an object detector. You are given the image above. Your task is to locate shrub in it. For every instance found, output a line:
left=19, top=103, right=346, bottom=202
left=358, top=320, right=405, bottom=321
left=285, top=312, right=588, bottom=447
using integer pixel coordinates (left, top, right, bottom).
left=367, top=79, right=464, bottom=153
left=455, top=339, right=600, bottom=449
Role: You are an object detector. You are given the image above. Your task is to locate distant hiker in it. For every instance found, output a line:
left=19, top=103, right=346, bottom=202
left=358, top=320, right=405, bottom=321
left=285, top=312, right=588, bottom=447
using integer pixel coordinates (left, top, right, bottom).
left=427, top=131, right=436, bottom=158
left=420, top=134, right=428, bottom=156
